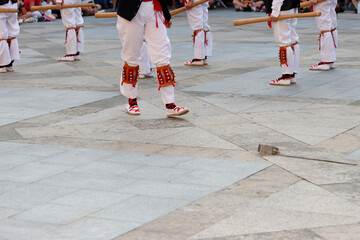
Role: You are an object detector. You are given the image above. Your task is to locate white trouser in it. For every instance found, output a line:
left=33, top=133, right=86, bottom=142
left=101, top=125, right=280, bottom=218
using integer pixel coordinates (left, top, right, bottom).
left=60, top=0, right=84, bottom=54
left=116, top=1, right=175, bottom=104
left=273, top=8, right=299, bottom=75
left=186, top=0, right=212, bottom=59
left=314, top=0, right=337, bottom=62
left=31, top=11, right=42, bottom=20
left=139, top=42, right=152, bottom=75
left=0, top=2, right=20, bottom=66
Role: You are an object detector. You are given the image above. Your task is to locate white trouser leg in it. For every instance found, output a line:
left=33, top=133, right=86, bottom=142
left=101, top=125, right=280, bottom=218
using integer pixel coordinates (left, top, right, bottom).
left=289, top=15, right=299, bottom=74
left=0, top=40, right=10, bottom=66
left=320, top=32, right=336, bottom=62
left=204, top=30, right=212, bottom=57
left=76, top=27, right=84, bottom=53
left=273, top=9, right=296, bottom=75
left=292, top=43, right=300, bottom=74
left=117, top=4, right=145, bottom=100
left=186, top=1, right=205, bottom=59
left=159, top=85, right=175, bottom=104
left=8, top=38, right=20, bottom=62
left=314, top=0, right=336, bottom=62
left=139, top=42, right=151, bottom=75
left=31, top=11, right=42, bottom=20
left=202, top=2, right=212, bottom=57
left=74, top=6, right=84, bottom=53
left=65, top=28, right=77, bottom=55
left=193, top=30, right=205, bottom=59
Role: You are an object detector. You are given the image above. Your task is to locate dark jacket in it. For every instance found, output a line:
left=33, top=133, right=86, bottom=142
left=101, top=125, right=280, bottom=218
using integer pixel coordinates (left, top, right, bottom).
left=117, top=0, right=173, bottom=22
left=1, top=0, right=17, bottom=6
left=265, top=0, right=300, bottom=14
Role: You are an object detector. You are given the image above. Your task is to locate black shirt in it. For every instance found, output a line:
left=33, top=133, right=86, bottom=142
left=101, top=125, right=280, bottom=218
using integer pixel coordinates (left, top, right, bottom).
left=117, top=0, right=173, bottom=22
left=265, top=0, right=300, bottom=14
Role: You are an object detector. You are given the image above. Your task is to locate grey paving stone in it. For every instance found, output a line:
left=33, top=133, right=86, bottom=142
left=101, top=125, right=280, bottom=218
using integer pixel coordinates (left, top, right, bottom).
left=115, top=180, right=220, bottom=201
left=0, top=87, right=118, bottom=127
left=50, top=190, right=134, bottom=209
left=37, top=172, right=136, bottom=191
left=41, top=217, right=142, bottom=240
left=120, top=165, right=193, bottom=181
left=13, top=203, right=97, bottom=224
left=0, top=180, right=24, bottom=194
left=345, top=149, right=360, bottom=161
left=0, top=184, right=76, bottom=209
left=0, top=153, right=44, bottom=170
left=93, top=195, right=189, bottom=223
left=68, top=161, right=141, bottom=176
left=0, top=162, right=73, bottom=183
left=40, top=148, right=117, bottom=166
left=0, top=219, right=56, bottom=240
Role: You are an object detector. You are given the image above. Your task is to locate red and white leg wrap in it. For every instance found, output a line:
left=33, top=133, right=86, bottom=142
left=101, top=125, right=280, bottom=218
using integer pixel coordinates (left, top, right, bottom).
left=121, top=62, right=139, bottom=87
left=157, top=65, right=176, bottom=90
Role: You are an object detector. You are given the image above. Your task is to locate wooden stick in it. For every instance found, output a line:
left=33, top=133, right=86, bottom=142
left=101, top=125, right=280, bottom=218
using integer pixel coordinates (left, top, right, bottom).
left=95, top=12, right=117, bottom=18
left=233, top=12, right=321, bottom=26
left=300, top=0, right=326, bottom=8
left=170, top=0, right=209, bottom=16
left=95, top=0, right=209, bottom=18
left=0, top=8, right=18, bottom=13
left=31, top=3, right=94, bottom=12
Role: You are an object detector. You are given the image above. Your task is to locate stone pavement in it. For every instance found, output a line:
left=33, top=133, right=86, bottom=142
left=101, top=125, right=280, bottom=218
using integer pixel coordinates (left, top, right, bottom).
left=0, top=8, right=360, bottom=240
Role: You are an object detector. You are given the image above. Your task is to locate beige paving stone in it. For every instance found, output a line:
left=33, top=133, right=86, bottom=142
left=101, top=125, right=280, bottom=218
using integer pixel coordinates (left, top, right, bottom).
left=312, top=223, right=360, bottom=240
left=265, top=156, right=360, bottom=185
left=191, top=229, right=324, bottom=240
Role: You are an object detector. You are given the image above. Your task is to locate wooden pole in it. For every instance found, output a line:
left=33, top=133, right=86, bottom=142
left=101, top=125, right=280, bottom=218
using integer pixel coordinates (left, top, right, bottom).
left=0, top=8, right=18, bottom=13
left=233, top=12, right=321, bottom=26
left=95, top=12, right=117, bottom=18
left=170, top=0, right=209, bottom=16
left=300, top=0, right=326, bottom=8
left=31, top=3, right=94, bottom=12
left=95, top=0, right=209, bottom=18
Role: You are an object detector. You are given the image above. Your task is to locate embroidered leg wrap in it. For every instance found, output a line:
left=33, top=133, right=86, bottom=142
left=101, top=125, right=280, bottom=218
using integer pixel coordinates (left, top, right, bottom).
left=192, top=29, right=203, bottom=46
left=279, top=46, right=288, bottom=67
left=122, top=62, right=139, bottom=88
left=157, top=65, right=176, bottom=90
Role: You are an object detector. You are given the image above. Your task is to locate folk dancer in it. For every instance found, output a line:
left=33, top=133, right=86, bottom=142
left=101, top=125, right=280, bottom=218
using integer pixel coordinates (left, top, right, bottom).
left=181, top=0, right=213, bottom=66
left=309, top=0, right=337, bottom=71
left=116, top=0, right=189, bottom=117
left=267, top=0, right=300, bottom=86
left=0, top=0, right=20, bottom=73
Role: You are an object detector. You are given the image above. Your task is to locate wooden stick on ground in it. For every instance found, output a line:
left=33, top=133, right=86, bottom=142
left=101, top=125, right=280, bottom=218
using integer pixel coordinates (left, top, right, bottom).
left=233, top=12, right=321, bottom=26
left=300, top=0, right=326, bottom=8
left=0, top=8, right=18, bottom=13
left=31, top=3, right=94, bottom=12
left=95, top=0, right=209, bottom=18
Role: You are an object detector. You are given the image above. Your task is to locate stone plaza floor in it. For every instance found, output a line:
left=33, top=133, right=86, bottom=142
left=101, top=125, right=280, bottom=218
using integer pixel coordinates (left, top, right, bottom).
left=0, top=8, right=360, bottom=240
